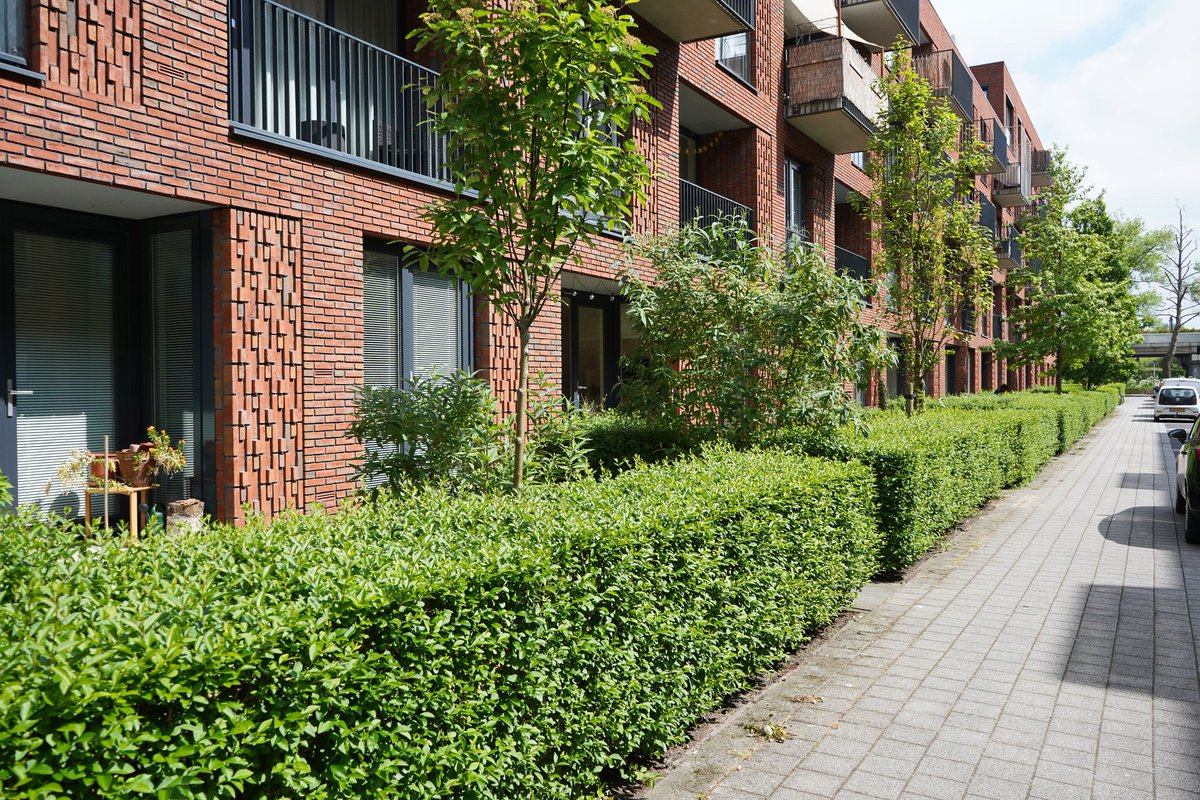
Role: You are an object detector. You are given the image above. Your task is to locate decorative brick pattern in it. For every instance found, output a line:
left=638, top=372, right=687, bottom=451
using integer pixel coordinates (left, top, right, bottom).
left=36, top=0, right=142, bottom=104
left=213, top=209, right=305, bottom=523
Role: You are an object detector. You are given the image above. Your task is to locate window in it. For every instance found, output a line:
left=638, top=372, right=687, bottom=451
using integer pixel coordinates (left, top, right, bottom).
left=851, top=151, right=866, bottom=171
left=715, top=33, right=750, bottom=84
left=785, top=159, right=805, bottom=245
left=362, top=245, right=470, bottom=390
left=1, top=0, right=27, bottom=65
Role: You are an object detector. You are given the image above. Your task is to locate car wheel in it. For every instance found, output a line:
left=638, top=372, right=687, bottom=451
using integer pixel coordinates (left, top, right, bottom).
left=1187, top=505, right=1200, bottom=545
left=1176, top=489, right=1187, bottom=514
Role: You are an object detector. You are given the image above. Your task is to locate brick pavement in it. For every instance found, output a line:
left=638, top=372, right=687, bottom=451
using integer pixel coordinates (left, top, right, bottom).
left=641, top=398, right=1200, bottom=800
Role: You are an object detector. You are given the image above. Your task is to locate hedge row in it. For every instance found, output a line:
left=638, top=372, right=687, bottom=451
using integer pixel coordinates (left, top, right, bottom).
left=0, top=450, right=877, bottom=800
left=938, top=385, right=1122, bottom=453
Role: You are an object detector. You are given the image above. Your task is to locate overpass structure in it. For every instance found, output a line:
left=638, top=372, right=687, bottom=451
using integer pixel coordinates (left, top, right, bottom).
left=1134, top=332, right=1200, bottom=377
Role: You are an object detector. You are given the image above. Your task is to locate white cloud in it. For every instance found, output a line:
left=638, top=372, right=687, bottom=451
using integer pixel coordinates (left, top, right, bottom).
left=937, top=0, right=1200, bottom=228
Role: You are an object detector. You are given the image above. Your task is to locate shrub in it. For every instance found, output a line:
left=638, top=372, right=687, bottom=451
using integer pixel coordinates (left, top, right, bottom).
left=347, top=370, right=508, bottom=492
left=774, top=410, right=1008, bottom=574
left=0, top=450, right=878, bottom=799
left=571, top=411, right=702, bottom=475
left=938, top=387, right=1119, bottom=453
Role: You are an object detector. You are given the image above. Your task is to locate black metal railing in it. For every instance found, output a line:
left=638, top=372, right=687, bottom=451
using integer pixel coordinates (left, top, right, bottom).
left=229, top=0, right=452, bottom=183
left=679, top=179, right=754, bottom=231
left=991, top=118, right=1008, bottom=170
left=720, top=0, right=755, bottom=28
left=835, top=246, right=871, bottom=281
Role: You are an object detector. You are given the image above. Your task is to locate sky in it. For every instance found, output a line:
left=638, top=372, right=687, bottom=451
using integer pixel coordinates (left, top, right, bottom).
left=933, top=0, right=1200, bottom=233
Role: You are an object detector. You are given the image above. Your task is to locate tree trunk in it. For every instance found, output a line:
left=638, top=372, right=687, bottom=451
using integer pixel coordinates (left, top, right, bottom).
left=1164, top=323, right=1181, bottom=380
left=1055, top=345, right=1064, bottom=394
left=512, top=324, right=531, bottom=491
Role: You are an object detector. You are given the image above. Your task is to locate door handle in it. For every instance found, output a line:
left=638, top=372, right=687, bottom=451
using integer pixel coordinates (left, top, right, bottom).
left=6, top=379, right=32, bottom=418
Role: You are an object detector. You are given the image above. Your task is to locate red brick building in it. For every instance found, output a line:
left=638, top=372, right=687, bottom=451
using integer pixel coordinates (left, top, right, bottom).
left=0, top=0, right=1052, bottom=522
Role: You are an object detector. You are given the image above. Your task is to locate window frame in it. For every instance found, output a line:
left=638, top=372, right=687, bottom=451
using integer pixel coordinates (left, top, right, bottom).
left=714, top=31, right=753, bottom=88
left=784, top=158, right=807, bottom=246
left=362, top=242, right=473, bottom=390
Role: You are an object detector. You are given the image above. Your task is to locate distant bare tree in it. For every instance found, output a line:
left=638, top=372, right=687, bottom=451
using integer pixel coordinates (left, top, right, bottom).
left=1140, top=206, right=1197, bottom=378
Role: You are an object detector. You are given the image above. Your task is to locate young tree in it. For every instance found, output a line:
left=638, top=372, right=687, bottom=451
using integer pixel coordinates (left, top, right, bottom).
left=996, top=154, right=1138, bottom=392
left=414, top=0, right=657, bottom=489
left=1138, top=205, right=1197, bottom=378
left=619, top=219, right=891, bottom=447
left=858, top=48, right=995, bottom=413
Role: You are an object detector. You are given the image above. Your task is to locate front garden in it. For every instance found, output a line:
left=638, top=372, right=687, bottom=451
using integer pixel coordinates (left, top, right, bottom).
left=0, top=384, right=1124, bottom=798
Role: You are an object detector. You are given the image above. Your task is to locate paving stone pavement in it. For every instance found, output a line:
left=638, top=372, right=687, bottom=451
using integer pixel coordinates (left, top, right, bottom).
left=640, top=398, right=1200, bottom=800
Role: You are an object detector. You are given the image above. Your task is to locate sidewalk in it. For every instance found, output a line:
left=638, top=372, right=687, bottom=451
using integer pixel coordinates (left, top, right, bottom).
left=640, top=398, right=1200, bottom=800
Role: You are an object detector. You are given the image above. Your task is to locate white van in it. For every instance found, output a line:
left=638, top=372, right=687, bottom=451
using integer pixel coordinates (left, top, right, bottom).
left=1154, top=384, right=1200, bottom=421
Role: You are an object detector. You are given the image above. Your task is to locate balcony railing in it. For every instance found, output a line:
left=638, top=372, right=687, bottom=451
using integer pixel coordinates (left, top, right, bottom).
left=993, top=127, right=1032, bottom=207
left=679, top=179, right=754, bottom=231
left=998, top=237, right=1023, bottom=269
left=913, top=49, right=972, bottom=120
left=835, top=246, right=871, bottom=281
left=1031, top=148, right=1052, bottom=187
left=784, top=37, right=885, bottom=154
left=229, top=0, right=452, bottom=184
left=839, top=0, right=920, bottom=49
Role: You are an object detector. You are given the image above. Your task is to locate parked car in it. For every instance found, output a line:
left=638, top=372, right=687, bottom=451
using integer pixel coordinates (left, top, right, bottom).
left=1153, top=385, right=1200, bottom=421
left=1156, top=377, right=1200, bottom=401
left=1167, top=423, right=1200, bottom=544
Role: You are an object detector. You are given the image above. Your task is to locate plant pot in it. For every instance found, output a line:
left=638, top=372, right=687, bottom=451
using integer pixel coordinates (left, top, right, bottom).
left=114, top=449, right=156, bottom=487
left=88, top=456, right=117, bottom=484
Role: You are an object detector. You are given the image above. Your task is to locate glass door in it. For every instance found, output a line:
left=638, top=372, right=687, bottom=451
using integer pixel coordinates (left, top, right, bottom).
left=1, top=228, right=119, bottom=515
left=564, top=293, right=639, bottom=409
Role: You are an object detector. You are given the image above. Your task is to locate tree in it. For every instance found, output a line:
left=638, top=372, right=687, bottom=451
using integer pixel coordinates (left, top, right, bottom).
left=414, top=0, right=657, bottom=489
left=858, top=48, right=995, bottom=413
left=996, top=153, right=1140, bottom=392
left=1138, top=205, right=1197, bottom=378
left=619, top=219, right=891, bottom=446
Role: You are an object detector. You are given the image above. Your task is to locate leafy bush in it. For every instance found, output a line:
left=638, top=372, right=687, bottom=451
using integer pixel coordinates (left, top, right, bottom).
left=347, top=370, right=508, bottom=491
left=0, top=450, right=878, bottom=799
left=620, top=218, right=890, bottom=447
left=940, top=387, right=1118, bottom=453
left=559, top=411, right=702, bottom=476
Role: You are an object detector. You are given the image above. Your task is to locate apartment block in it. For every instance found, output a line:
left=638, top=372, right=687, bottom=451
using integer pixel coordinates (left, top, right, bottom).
left=0, top=0, right=1053, bottom=521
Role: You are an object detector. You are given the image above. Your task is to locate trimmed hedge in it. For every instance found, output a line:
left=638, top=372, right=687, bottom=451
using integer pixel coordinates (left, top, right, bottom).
left=774, top=410, right=1010, bottom=574
left=0, top=450, right=877, bottom=799
left=939, top=386, right=1119, bottom=453
left=574, top=411, right=701, bottom=475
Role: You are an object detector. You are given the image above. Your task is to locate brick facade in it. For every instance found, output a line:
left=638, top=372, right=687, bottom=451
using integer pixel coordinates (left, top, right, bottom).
left=0, top=0, right=1054, bottom=521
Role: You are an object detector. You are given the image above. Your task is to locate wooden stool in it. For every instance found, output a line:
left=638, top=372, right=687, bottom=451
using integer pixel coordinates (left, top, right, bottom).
left=84, top=484, right=158, bottom=541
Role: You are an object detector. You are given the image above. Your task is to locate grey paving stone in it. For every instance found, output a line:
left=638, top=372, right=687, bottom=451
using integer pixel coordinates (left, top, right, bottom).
left=640, top=403, right=1200, bottom=800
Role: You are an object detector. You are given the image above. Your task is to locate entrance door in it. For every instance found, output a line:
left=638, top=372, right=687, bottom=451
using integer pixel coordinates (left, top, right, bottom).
left=1, top=228, right=123, bottom=514
left=563, top=293, right=638, bottom=408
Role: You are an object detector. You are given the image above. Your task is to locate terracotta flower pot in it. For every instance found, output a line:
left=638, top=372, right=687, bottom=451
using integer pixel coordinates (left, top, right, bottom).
left=114, top=448, right=156, bottom=487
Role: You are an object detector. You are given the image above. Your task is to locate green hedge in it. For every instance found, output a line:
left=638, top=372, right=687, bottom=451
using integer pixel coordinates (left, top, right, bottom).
left=0, top=450, right=877, bottom=799
left=575, top=411, right=701, bottom=475
left=939, top=386, right=1119, bottom=453
left=774, top=410, right=1010, bottom=574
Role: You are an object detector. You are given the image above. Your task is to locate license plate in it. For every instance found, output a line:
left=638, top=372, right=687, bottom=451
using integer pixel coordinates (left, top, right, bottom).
left=1172, top=407, right=1188, bottom=413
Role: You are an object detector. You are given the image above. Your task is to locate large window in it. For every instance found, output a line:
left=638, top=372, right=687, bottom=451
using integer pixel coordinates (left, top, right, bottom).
left=362, top=245, right=470, bottom=390
left=715, top=33, right=750, bottom=84
left=785, top=159, right=805, bottom=245
left=1, top=0, right=27, bottom=65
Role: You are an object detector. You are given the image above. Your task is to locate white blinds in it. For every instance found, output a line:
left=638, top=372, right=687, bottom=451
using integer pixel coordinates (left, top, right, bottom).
left=363, top=250, right=401, bottom=389
left=14, top=231, right=115, bottom=516
left=151, top=229, right=196, bottom=503
left=411, top=268, right=462, bottom=379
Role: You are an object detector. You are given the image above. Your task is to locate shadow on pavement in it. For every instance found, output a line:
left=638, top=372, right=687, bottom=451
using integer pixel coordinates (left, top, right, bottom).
left=1096, top=505, right=1178, bottom=550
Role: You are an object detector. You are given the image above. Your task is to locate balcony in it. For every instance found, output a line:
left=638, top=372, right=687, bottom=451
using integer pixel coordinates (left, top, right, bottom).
left=913, top=49, right=973, bottom=121
left=634, top=0, right=752, bottom=43
left=835, top=246, right=871, bottom=281
left=1031, top=148, right=1053, bottom=188
left=983, top=118, right=1008, bottom=175
left=229, top=0, right=453, bottom=185
left=994, top=129, right=1032, bottom=208
left=784, top=38, right=885, bottom=155
left=679, top=179, right=754, bottom=231
left=839, top=0, right=920, bottom=49
left=997, top=236, right=1022, bottom=270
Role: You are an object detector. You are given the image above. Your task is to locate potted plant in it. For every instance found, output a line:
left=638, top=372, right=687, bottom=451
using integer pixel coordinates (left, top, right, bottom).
left=55, top=448, right=120, bottom=490
left=120, top=426, right=186, bottom=487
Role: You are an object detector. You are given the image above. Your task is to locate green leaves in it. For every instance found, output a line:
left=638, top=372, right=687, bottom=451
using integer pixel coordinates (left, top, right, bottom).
left=619, top=219, right=891, bottom=447
left=0, top=451, right=877, bottom=798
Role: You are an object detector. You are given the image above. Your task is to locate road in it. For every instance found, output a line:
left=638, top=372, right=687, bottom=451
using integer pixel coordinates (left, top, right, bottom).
left=641, top=397, right=1200, bottom=800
